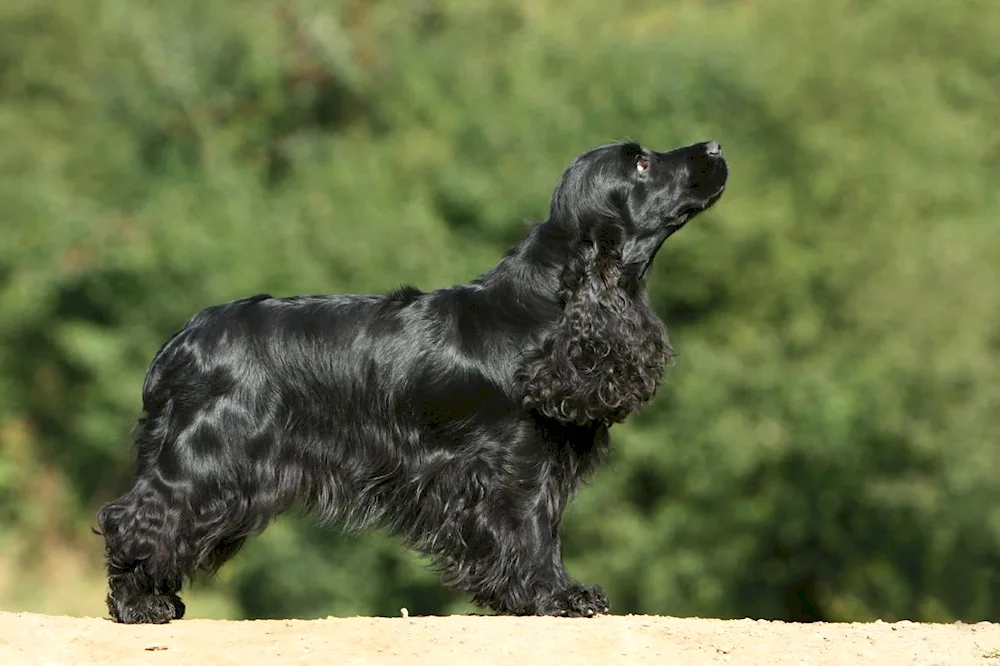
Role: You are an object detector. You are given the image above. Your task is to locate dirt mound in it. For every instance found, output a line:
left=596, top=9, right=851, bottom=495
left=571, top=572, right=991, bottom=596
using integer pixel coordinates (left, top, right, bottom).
left=0, top=611, right=997, bottom=665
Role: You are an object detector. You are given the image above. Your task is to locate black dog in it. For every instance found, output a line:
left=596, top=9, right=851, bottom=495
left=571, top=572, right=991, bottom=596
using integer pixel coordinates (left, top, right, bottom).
left=97, top=139, right=727, bottom=623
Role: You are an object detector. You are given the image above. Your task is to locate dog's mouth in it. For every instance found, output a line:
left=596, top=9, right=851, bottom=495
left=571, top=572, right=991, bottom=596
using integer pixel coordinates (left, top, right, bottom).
left=663, top=212, right=693, bottom=236
left=688, top=155, right=729, bottom=210
left=668, top=170, right=727, bottom=229
left=662, top=189, right=724, bottom=235
left=639, top=180, right=726, bottom=280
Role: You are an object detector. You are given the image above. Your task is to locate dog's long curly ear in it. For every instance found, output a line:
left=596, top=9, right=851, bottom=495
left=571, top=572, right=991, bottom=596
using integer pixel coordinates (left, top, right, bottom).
left=518, top=222, right=673, bottom=425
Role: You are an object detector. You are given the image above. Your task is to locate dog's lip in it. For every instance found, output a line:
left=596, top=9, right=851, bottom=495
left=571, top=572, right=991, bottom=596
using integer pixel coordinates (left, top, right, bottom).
left=690, top=179, right=727, bottom=212
left=657, top=212, right=692, bottom=246
left=665, top=213, right=692, bottom=230
left=668, top=193, right=720, bottom=223
left=658, top=184, right=725, bottom=234
left=702, top=183, right=726, bottom=208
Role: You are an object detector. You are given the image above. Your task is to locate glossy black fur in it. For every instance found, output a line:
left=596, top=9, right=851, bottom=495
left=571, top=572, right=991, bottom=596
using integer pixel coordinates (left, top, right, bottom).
left=96, top=140, right=728, bottom=623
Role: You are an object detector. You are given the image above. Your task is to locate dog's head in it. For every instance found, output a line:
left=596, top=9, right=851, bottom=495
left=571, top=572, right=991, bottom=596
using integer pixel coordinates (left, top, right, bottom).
left=519, top=140, right=727, bottom=426
left=549, top=140, right=728, bottom=277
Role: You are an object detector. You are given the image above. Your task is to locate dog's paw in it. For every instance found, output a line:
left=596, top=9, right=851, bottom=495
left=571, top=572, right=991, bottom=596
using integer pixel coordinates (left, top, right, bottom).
left=539, top=584, right=610, bottom=617
left=109, top=593, right=185, bottom=624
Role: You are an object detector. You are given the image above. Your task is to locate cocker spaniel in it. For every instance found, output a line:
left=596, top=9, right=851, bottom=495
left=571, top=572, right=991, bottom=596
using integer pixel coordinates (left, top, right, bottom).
left=98, top=139, right=728, bottom=623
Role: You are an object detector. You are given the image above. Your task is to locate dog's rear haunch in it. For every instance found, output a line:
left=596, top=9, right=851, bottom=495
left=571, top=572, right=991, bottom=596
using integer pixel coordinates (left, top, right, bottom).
left=97, top=140, right=728, bottom=623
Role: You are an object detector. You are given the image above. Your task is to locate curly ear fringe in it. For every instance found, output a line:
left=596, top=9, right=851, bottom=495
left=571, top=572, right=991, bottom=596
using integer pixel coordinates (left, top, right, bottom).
left=518, top=223, right=673, bottom=425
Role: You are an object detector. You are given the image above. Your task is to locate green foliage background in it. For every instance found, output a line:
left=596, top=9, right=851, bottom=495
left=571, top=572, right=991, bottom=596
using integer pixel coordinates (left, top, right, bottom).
left=1, top=0, right=998, bottom=621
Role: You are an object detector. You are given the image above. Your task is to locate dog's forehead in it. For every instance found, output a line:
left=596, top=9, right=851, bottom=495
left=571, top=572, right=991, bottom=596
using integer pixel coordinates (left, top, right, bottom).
left=573, top=142, right=643, bottom=168
left=606, top=141, right=644, bottom=155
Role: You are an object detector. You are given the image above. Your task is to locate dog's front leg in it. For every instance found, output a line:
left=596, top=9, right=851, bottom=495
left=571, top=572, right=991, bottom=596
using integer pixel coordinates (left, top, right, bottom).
left=513, top=516, right=610, bottom=617
left=450, top=487, right=609, bottom=618
left=527, top=498, right=610, bottom=618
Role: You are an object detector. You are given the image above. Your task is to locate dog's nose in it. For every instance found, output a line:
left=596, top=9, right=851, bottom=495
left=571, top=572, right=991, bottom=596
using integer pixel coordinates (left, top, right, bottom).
left=705, top=141, right=723, bottom=157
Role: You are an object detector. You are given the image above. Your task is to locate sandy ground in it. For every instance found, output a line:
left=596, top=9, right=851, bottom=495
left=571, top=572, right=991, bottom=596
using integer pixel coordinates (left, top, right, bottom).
left=0, top=612, right=997, bottom=666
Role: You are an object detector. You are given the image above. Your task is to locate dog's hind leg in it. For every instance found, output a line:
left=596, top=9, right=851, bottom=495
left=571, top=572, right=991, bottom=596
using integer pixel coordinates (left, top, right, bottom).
left=97, top=473, right=190, bottom=624
left=97, top=404, right=240, bottom=624
left=99, top=388, right=293, bottom=623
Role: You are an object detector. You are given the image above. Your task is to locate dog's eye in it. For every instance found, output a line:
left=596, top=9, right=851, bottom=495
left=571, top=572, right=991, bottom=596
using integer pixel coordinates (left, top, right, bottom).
left=636, top=154, right=650, bottom=174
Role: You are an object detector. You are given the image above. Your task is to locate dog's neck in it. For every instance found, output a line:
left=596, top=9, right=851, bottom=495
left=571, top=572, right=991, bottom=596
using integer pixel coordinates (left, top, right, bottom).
left=477, top=220, right=572, bottom=303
